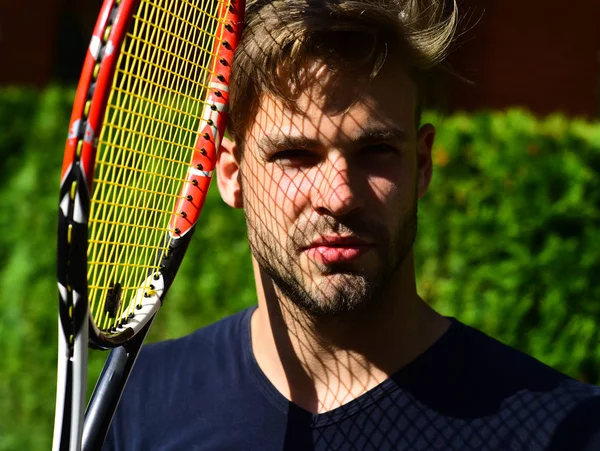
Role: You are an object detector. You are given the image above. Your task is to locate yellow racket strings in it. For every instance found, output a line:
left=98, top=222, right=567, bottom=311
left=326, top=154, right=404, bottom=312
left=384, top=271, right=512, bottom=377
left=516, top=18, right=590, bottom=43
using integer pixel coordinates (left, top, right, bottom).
left=87, top=0, right=228, bottom=331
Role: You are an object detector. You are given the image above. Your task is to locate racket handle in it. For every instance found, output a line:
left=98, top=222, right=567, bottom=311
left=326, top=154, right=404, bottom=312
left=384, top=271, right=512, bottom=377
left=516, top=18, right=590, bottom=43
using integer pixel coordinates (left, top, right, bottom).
left=82, top=319, right=153, bottom=451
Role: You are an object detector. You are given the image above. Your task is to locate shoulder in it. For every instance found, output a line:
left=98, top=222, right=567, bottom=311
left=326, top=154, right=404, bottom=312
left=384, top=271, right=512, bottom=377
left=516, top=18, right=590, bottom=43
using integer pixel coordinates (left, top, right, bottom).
left=443, top=319, right=600, bottom=398
left=134, top=306, right=254, bottom=372
left=121, top=306, right=256, bottom=399
left=423, top=319, right=600, bottom=448
left=440, top=319, right=583, bottom=386
left=103, top=307, right=256, bottom=450
left=132, top=305, right=254, bottom=399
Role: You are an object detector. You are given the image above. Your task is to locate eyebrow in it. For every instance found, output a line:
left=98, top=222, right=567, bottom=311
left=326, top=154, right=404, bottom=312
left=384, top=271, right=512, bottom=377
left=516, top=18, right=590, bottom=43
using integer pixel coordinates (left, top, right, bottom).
left=257, top=126, right=408, bottom=155
left=354, top=128, right=409, bottom=147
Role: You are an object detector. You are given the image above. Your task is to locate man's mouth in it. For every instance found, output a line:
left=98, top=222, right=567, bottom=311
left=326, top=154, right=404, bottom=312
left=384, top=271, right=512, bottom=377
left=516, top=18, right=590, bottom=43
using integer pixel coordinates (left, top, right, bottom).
left=302, top=236, right=374, bottom=264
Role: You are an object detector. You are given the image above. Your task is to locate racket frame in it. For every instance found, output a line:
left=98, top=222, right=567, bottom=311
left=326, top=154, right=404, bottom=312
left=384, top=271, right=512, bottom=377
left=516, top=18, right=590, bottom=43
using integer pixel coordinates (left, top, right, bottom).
left=54, top=0, right=245, bottom=449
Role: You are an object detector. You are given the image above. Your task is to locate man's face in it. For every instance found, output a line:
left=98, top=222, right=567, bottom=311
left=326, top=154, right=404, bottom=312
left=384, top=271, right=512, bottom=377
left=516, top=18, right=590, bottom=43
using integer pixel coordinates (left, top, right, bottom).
left=238, top=63, right=432, bottom=317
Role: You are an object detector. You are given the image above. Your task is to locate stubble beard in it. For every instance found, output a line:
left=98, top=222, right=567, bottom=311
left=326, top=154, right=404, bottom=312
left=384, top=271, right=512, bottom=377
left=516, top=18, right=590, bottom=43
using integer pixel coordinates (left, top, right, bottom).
left=244, top=203, right=418, bottom=319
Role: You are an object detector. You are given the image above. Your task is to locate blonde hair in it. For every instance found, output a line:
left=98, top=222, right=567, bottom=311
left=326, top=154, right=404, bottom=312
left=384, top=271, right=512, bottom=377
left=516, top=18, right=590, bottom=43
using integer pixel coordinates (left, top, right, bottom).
left=229, top=0, right=458, bottom=142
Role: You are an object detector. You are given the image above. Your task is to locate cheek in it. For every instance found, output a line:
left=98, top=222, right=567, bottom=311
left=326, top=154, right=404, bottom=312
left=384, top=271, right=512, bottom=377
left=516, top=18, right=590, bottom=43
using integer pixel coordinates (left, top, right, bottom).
left=245, top=166, right=311, bottom=239
left=366, top=154, right=416, bottom=193
left=365, top=168, right=417, bottom=224
left=271, top=170, right=313, bottom=227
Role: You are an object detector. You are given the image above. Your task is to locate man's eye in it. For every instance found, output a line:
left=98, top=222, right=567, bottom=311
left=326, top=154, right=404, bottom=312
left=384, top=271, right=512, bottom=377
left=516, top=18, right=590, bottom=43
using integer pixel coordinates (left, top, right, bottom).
left=268, top=149, right=318, bottom=166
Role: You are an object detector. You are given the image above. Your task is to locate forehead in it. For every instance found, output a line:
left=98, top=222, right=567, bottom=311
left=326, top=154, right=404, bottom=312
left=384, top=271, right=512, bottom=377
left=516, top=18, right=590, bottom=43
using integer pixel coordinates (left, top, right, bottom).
left=245, top=61, right=418, bottom=149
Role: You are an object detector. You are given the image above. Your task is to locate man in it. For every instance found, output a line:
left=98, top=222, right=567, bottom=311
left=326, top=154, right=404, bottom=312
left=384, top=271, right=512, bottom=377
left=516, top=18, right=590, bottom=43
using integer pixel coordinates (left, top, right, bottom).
left=105, top=0, right=600, bottom=449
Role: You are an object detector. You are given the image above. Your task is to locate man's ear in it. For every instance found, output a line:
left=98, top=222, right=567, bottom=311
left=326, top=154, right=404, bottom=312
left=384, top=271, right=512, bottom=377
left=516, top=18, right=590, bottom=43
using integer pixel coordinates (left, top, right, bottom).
left=216, top=136, right=243, bottom=208
left=416, top=123, right=435, bottom=199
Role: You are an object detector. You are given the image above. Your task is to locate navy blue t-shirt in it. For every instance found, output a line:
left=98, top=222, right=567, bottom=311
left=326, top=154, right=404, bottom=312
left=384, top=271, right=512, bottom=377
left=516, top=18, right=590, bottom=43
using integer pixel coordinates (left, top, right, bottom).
left=104, top=307, right=600, bottom=450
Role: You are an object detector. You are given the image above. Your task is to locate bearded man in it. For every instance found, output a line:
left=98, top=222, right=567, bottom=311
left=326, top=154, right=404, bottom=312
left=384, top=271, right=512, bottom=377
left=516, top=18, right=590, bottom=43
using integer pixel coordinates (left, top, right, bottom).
left=104, top=1, right=600, bottom=449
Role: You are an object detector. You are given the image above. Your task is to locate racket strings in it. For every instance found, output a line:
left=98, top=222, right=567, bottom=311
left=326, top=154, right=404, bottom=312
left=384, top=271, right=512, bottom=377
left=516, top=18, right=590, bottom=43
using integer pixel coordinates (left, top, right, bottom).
left=92, top=13, right=206, bottom=328
left=96, top=160, right=186, bottom=187
left=132, top=9, right=223, bottom=53
left=87, top=0, right=229, bottom=331
left=93, top=138, right=194, bottom=167
left=102, top=101, right=202, bottom=138
left=110, top=85, right=206, bottom=129
left=93, top=0, right=212, bottom=325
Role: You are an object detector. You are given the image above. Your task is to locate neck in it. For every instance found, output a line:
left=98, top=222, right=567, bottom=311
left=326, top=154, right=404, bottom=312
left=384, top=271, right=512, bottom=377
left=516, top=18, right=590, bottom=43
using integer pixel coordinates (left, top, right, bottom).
left=250, top=254, right=449, bottom=413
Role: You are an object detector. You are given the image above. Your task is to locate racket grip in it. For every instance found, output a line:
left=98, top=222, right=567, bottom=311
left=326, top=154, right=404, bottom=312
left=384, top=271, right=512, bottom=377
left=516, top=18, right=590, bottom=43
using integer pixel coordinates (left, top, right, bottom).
left=82, top=319, right=153, bottom=451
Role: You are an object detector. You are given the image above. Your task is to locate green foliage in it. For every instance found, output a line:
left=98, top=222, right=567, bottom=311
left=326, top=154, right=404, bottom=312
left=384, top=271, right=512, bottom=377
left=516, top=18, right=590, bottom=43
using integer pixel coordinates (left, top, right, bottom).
left=417, top=110, right=600, bottom=382
left=0, top=88, right=598, bottom=450
left=0, top=86, right=76, bottom=451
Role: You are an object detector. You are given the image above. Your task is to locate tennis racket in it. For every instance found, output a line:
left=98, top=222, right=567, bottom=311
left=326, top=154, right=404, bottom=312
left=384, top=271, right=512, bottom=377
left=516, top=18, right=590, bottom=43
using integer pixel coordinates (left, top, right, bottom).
left=52, top=0, right=244, bottom=449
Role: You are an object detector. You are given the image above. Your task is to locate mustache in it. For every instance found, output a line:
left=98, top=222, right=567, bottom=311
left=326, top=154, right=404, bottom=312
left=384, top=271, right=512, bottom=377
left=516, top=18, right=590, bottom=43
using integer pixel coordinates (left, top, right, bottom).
left=290, top=215, right=387, bottom=249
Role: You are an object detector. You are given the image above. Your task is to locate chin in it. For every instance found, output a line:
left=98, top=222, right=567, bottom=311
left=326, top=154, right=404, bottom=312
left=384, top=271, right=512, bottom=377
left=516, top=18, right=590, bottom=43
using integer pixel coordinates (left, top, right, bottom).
left=292, top=273, right=376, bottom=317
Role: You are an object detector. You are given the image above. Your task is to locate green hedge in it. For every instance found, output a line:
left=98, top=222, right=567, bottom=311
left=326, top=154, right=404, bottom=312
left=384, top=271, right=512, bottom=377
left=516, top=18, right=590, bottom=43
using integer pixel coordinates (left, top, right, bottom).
left=0, top=87, right=598, bottom=450
left=418, top=111, right=600, bottom=382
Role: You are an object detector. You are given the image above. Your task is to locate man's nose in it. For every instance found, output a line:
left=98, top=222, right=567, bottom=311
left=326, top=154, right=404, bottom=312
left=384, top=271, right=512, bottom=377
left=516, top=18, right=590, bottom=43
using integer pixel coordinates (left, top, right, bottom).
left=312, top=152, right=364, bottom=217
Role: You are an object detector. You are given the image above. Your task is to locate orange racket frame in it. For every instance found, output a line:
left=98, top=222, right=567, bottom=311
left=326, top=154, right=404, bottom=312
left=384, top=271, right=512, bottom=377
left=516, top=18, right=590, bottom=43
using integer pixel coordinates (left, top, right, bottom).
left=53, top=0, right=245, bottom=449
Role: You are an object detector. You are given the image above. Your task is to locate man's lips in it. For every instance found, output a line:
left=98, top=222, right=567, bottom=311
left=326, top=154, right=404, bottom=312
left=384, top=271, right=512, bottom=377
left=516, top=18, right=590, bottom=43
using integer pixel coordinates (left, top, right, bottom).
left=302, top=236, right=374, bottom=263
